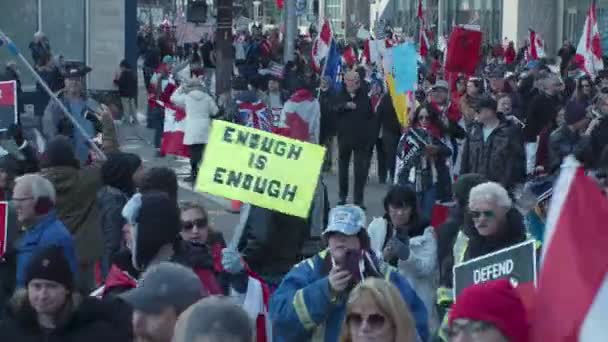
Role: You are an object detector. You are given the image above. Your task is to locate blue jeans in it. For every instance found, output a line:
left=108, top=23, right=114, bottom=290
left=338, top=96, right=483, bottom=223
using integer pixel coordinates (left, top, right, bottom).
left=417, top=185, right=437, bottom=221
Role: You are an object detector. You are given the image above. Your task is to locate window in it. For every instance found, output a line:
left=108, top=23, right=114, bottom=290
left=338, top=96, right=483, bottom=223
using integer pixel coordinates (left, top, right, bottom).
left=325, top=0, right=344, bottom=37
left=40, top=0, right=86, bottom=62
left=0, top=0, right=38, bottom=87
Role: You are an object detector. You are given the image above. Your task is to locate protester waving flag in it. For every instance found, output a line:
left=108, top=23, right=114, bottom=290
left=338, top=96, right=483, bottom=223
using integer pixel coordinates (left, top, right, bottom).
left=532, top=156, right=608, bottom=341
left=527, top=29, right=546, bottom=61
left=311, top=19, right=332, bottom=73
left=576, top=0, right=604, bottom=77
left=418, top=0, right=429, bottom=58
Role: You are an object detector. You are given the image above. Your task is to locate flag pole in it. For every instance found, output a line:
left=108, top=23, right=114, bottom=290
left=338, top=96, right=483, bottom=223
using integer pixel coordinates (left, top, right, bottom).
left=0, top=29, right=106, bottom=160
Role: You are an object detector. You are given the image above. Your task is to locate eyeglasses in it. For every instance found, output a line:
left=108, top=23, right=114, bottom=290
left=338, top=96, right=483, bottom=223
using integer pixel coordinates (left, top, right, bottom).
left=469, top=210, right=495, bottom=219
left=418, top=115, right=431, bottom=121
left=582, top=84, right=592, bottom=88
left=347, top=312, right=387, bottom=330
left=448, top=320, right=494, bottom=338
left=181, top=218, right=208, bottom=231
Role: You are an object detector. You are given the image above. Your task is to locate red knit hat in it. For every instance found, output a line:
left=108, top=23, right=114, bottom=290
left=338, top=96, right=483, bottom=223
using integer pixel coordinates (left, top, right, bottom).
left=449, top=279, right=529, bottom=342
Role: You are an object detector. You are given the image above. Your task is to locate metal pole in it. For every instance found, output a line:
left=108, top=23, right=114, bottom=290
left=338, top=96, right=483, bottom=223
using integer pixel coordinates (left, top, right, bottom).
left=0, top=30, right=106, bottom=160
left=283, top=0, right=297, bottom=63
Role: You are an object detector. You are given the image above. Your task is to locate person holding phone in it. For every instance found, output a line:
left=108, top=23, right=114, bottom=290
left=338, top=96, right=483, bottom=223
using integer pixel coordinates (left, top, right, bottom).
left=269, top=205, right=429, bottom=342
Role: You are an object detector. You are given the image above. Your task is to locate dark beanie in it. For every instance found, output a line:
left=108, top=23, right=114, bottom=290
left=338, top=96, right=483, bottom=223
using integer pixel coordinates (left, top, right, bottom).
left=564, top=101, right=587, bottom=125
left=40, top=136, right=79, bottom=169
left=102, top=152, right=142, bottom=196
left=25, top=246, right=74, bottom=290
left=133, top=192, right=181, bottom=270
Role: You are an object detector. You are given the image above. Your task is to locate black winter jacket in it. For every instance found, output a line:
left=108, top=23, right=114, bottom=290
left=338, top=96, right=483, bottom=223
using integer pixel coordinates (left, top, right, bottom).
left=524, top=92, right=560, bottom=142
left=548, top=125, right=584, bottom=173
left=237, top=206, right=310, bottom=286
left=97, top=186, right=129, bottom=279
left=0, top=293, right=130, bottom=342
left=115, top=69, right=138, bottom=98
left=333, top=88, right=376, bottom=146
left=460, top=120, right=526, bottom=190
left=376, top=93, right=402, bottom=137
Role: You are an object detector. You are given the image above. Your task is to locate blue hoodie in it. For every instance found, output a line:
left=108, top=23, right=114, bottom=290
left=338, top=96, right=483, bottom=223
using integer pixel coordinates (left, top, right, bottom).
left=16, top=212, right=77, bottom=287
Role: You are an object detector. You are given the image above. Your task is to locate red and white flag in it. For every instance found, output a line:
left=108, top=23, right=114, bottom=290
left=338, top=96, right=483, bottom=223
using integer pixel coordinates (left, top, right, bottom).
left=527, top=29, right=546, bottom=61
left=531, top=156, right=608, bottom=341
left=418, top=0, right=429, bottom=58
left=275, top=89, right=320, bottom=143
left=159, top=101, right=190, bottom=158
left=311, top=19, right=332, bottom=73
left=576, top=0, right=604, bottom=77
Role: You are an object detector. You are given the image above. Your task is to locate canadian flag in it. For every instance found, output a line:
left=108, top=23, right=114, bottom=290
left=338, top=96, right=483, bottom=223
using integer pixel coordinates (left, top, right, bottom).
left=275, top=89, right=320, bottom=143
left=418, top=0, right=429, bottom=57
left=531, top=156, right=608, bottom=341
left=527, top=29, right=546, bottom=61
left=311, top=19, right=332, bottom=73
left=576, top=0, right=604, bottom=77
left=159, top=101, right=190, bottom=158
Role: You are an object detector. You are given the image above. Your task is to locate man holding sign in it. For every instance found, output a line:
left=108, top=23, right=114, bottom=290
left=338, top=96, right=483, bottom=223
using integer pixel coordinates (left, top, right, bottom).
left=198, top=121, right=326, bottom=286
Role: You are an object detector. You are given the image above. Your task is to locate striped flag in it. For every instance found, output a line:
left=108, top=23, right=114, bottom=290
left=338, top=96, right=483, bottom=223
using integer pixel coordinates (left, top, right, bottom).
left=576, top=0, right=604, bottom=77
left=531, top=156, right=608, bottom=341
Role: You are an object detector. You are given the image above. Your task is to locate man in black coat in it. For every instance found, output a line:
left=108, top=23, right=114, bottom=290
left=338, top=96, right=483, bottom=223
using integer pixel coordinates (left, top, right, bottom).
left=334, top=71, right=375, bottom=207
left=460, top=97, right=526, bottom=191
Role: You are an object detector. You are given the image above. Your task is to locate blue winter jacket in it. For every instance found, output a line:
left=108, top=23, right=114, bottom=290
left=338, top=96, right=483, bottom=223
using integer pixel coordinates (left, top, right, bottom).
left=15, top=212, right=77, bottom=287
left=269, top=249, right=430, bottom=342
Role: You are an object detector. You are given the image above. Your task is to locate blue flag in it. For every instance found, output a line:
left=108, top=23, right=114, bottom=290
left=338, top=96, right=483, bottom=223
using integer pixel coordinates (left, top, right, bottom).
left=324, top=41, right=342, bottom=92
left=393, top=42, right=418, bottom=93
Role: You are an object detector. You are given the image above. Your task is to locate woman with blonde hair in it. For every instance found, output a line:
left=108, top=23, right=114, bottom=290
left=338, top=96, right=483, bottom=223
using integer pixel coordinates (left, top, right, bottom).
left=340, top=277, right=417, bottom=342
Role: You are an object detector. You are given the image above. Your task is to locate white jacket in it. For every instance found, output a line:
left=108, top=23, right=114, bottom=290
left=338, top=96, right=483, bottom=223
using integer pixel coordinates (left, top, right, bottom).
left=171, top=86, right=219, bottom=145
left=367, top=217, right=440, bottom=333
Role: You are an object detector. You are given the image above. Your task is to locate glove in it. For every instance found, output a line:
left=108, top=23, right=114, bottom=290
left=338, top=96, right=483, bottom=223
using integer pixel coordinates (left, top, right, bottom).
left=221, top=248, right=245, bottom=274
left=387, top=236, right=410, bottom=261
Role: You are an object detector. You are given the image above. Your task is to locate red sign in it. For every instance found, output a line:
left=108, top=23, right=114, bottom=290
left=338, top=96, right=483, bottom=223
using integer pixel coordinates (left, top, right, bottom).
left=0, top=202, right=8, bottom=258
left=0, top=81, right=17, bottom=131
left=0, top=81, right=16, bottom=106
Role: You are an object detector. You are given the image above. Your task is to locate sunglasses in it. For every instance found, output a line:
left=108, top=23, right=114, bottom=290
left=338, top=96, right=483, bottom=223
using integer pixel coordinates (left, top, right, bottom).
left=181, top=218, right=208, bottom=231
left=347, top=312, right=386, bottom=330
left=469, top=210, right=495, bottom=219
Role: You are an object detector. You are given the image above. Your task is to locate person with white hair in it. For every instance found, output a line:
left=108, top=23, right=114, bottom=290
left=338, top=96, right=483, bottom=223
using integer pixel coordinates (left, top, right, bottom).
left=12, top=174, right=77, bottom=288
left=29, top=31, right=51, bottom=66
left=434, top=181, right=528, bottom=341
left=457, top=182, right=527, bottom=262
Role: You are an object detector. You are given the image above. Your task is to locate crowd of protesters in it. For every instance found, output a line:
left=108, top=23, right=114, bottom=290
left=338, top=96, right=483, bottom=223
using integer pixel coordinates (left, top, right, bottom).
left=0, top=19, right=608, bottom=342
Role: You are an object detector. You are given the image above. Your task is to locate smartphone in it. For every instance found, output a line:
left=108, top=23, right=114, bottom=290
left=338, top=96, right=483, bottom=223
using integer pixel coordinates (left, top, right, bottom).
left=342, top=249, right=362, bottom=283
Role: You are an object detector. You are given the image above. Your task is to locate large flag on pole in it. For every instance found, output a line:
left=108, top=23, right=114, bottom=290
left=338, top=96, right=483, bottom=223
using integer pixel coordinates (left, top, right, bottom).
left=527, top=29, right=546, bottom=61
left=324, top=41, right=342, bottom=91
left=531, top=156, right=608, bottom=341
left=418, top=0, right=429, bottom=57
left=576, top=0, right=604, bottom=77
left=311, top=19, right=332, bottom=73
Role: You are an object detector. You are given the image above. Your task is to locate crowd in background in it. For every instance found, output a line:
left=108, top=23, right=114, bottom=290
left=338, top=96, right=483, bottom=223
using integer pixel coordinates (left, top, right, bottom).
left=0, top=20, right=606, bottom=342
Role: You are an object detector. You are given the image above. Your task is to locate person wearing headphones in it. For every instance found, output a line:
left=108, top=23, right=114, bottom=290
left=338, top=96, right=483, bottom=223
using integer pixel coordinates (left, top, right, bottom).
left=12, top=174, right=77, bottom=289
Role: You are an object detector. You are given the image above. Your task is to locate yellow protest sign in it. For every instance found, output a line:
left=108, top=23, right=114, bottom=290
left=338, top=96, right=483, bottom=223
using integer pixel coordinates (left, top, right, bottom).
left=196, top=121, right=326, bottom=218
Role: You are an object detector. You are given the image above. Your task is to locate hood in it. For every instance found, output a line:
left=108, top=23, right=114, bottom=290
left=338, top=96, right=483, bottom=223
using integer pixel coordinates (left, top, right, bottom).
left=41, top=166, right=80, bottom=195
left=187, top=88, right=208, bottom=101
